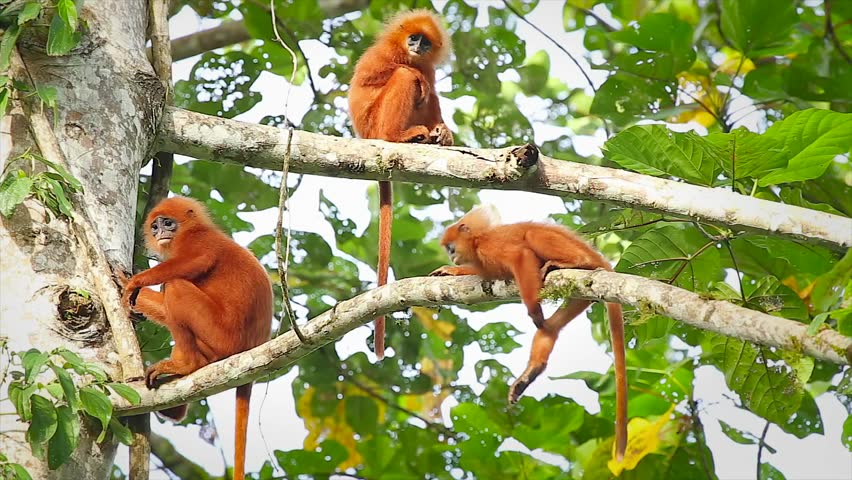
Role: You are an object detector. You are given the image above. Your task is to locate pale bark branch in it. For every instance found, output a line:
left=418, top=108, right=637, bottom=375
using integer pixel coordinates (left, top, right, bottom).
left=113, top=270, right=851, bottom=415
left=157, top=107, right=852, bottom=250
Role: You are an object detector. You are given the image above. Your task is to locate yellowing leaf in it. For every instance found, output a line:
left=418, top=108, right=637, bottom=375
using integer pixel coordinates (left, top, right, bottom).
left=716, top=47, right=756, bottom=75
left=414, top=306, right=456, bottom=338
left=608, top=404, right=677, bottom=476
left=297, top=384, right=388, bottom=469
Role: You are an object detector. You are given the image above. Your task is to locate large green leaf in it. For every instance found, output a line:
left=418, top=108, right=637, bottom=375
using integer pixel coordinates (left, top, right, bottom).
left=275, top=440, right=349, bottom=476
left=47, top=405, right=79, bottom=469
left=608, top=13, right=696, bottom=77
left=79, top=386, right=112, bottom=442
left=27, top=394, right=58, bottom=445
left=617, top=225, right=722, bottom=291
left=719, top=0, right=797, bottom=54
left=709, top=337, right=804, bottom=426
left=590, top=73, right=675, bottom=126
left=604, top=124, right=723, bottom=185
left=757, top=110, right=852, bottom=186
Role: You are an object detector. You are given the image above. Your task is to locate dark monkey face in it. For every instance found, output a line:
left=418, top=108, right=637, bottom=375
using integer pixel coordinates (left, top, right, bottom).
left=150, top=216, right=178, bottom=246
left=407, top=33, right=432, bottom=56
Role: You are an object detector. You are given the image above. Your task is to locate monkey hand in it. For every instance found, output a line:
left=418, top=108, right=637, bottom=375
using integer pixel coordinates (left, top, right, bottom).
left=430, top=265, right=477, bottom=276
left=429, top=123, right=454, bottom=146
left=121, top=278, right=143, bottom=310
left=528, top=304, right=545, bottom=329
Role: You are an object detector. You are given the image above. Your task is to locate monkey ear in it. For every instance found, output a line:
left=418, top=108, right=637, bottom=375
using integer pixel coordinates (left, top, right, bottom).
left=458, top=223, right=469, bottom=233
left=186, top=208, right=195, bottom=217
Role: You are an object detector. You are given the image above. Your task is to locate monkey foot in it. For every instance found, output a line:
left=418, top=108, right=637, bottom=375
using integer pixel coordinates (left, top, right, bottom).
left=145, top=362, right=181, bottom=389
left=508, top=364, right=546, bottom=404
left=429, top=265, right=454, bottom=276
left=429, top=124, right=454, bottom=146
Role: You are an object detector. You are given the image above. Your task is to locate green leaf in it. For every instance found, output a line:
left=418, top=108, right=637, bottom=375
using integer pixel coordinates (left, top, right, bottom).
left=58, top=349, right=86, bottom=374
left=47, top=405, right=79, bottom=469
left=22, top=349, right=49, bottom=383
left=27, top=394, right=58, bottom=445
left=10, top=464, right=33, bottom=480
left=36, top=85, right=58, bottom=109
left=807, top=312, right=831, bottom=335
left=49, top=363, right=78, bottom=410
left=710, top=337, right=804, bottom=426
left=9, top=382, right=37, bottom=421
left=590, top=72, right=675, bottom=126
left=274, top=440, right=348, bottom=476
left=344, top=395, right=378, bottom=436
left=107, top=383, right=141, bottom=406
left=476, top=322, right=522, bottom=354
left=757, top=110, right=852, bottom=186
left=843, top=415, right=852, bottom=451
left=46, top=11, right=80, bottom=56
left=0, top=174, right=34, bottom=217
left=718, top=420, right=757, bottom=445
left=17, top=2, right=42, bottom=25
left=719, top=0, right=797, bottom=54
left=608, top=13, right=696, bottom=77
left=759, top=461, right=787, bottom=480
left=108, top=417, right=133, bottom=446
left=56, top=0, right=78, bottom=31
left=42, top=177, right=73, bottom=217
left=0, top=23, right=21, bottom=74
left=79, top=386, right=112, bottom=442
left=35, top=158, right=83, bottom=191
left=603, top=124, right=723, bottom=186
left=617, top=225, right=722, bottom=291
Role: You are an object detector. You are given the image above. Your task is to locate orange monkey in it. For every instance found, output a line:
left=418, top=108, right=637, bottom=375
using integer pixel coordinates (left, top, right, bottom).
left=122, top=196, right=272, bottom=479
left=348, top=9, right=453, bottom=359
left=430, top=205, right=627, bottom=460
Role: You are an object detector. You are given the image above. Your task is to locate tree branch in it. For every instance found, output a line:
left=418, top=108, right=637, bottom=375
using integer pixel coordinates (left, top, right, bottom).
left=159, top=0, right=368, bottom=62
left=157, top=107, right=852, bottom=250
left=113, top=270, right=851, bottom=415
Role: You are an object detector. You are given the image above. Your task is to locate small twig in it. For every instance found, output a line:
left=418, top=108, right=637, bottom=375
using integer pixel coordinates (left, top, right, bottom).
left=756, top=421, right=771, bottom=479
left=269, top=0, right=303, bottom=343
left=500, top=0, right=612, bottom=137
left=825, top=1, right=852, bottom=65
left=667, top=240, right=717, bottom=284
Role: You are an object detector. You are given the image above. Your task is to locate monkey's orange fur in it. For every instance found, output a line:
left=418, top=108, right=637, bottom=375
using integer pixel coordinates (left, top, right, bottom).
left=349, top=9, right=453, bottom=359
left=122, top=196, right=272, bottom=480
left=430, top=205, right=628, bottom=460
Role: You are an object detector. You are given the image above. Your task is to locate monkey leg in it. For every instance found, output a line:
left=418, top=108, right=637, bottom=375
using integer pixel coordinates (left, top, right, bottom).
left=527, top=229, right=609, bottom=271
left=508, top=299, right=592, bottom=404
left=510, top=249, right=546, bottom=328
left=160, top=279, right=238, bottom=357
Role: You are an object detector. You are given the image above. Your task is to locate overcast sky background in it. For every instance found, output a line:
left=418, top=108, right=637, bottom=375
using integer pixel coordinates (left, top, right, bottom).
left=114, top=2, right=851, bottom=478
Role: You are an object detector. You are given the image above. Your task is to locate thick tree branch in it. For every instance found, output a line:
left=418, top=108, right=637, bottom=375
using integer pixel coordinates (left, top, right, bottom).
left=160, top=0, right=368, bottom=61
left=113, top=270, right=851, bottom=415
left=157, top=107, right=852, bottom=250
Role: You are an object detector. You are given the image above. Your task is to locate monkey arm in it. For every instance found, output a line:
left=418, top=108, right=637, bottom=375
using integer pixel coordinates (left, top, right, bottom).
left=510, top=249, right=545, bottom=328
left=122, top=254, right=216, bottom=307
left=371, top=68, right=431, bottom=143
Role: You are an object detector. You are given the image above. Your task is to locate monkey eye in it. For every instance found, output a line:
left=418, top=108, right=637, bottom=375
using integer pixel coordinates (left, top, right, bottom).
left=151, top=222, right=158, bottom=231
left=445, top=243, right=455, bottom=256
left=163, top=218, right=175, bottom=228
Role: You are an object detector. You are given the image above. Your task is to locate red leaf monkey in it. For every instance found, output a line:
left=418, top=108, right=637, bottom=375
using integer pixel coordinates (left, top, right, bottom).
left=430, top=205, right=628, bottom=460
left=348, top=9, right=453, bottom=359
left=121, top=196, right=272, bottom=479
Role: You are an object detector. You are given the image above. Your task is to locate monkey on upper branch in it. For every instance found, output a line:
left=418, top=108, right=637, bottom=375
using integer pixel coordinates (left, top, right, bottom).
left=430, top=205, right=628, bottom=461
left=121, top=196, right=272, bottom=480
left=348, top=9, right=454, bottom=359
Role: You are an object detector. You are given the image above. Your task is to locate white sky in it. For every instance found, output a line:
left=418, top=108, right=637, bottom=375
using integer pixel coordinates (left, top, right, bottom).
left=115, top=2, right=851, bottom=479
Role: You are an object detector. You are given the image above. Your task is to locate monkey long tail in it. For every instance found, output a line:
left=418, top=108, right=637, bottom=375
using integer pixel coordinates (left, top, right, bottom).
left=234, top=383, right=252, bottom=480
left=608, top=302, right=628, bottom=461
left=375, top=181, right=392, bottom=360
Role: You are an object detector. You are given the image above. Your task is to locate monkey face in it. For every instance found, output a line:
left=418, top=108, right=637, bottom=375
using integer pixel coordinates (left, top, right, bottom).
left=150, top=216, right=178, bottom=247
left=407, top=33, right=433, bottom=57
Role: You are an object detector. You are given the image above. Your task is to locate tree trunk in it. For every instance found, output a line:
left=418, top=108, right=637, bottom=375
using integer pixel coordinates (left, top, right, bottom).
left=0, top=1, right=158, bottom=477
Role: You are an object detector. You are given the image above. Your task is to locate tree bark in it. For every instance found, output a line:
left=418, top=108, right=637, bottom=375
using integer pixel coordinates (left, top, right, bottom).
left=0, top=0, right=160, bottom=477
left=113, top=270, right=852, bottom=417
left=157, top=107, right=852, bottom=250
